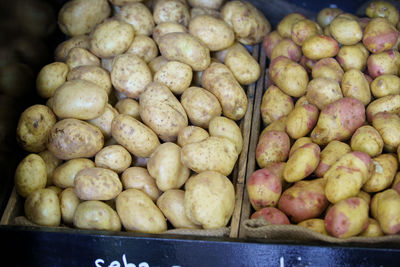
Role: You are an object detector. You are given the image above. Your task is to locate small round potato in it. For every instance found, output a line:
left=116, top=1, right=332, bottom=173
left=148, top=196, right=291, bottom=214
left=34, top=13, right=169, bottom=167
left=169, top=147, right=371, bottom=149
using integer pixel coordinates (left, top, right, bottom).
left=54, top=35, right=90, bottom=62
left=291, top=19, right=322, bottom=46
left=111, top=54, right=152, bottom=99
left=95, top=145, right=132, bottom=174
left=153, top=0, right=190, bottom=27
left=47, top=119, right=104, bottom=160
left=317, top=7, right=344, bottom=27
left=209, top=116, right=243, bottom=154
left=73, top=200, right=121, bottom=231
left=154, top=61, right=192, bottom=94
left=350, top=125, right=384, bottom=157
left=53, top=158, right=95, bottom=188
left=157, top=189, right=201, bottom=229
left=277, top=13, right=306, bottom=38
left=65, top=47, right=100, bottom=70
left=330, top=14, right=363, bottom=45
left=58, top=0, right=111, bottom=37
left=16, top=104, right=57, bottom=153
left=341, top=69, right=371, bottom=106
left=15, top=154, right=47, bottom=198
left=371, top=74, right=400, bottom=98
left=177, top=126, right=209, bottom=147
left=302, top=35, right=339, bottom=60
left=337, top=43, right=369, bottom=71
left=121, top=167, right=161, bottom=201
left=89, top=19, right=134, bottom=59
left=152, top=22, right=188, bottom=45
left=306, top=77, right=343, bottom=110
left=117, top=3, right=154, bottom=36
left=36, top=62, right=69, bottom=98
left=52, top=79, right=108, bottom=120
left=39, top=150, right=63, bottom=186
left=67, top=65, right=112, bottom=95
left=125, top=35, right=158, bottom=63
left=261, top=85, right=294, bottom=125
left=59, top=187, right=81, bottom=225
left=115, top=98, right=140, bottom=120
left=74, top=167, right=122, bottom=201
left=116, top=188, right=167, bottom=233
left=87, top=104, right=119, bottom=139
left=24, top=188, right=61, bottom=226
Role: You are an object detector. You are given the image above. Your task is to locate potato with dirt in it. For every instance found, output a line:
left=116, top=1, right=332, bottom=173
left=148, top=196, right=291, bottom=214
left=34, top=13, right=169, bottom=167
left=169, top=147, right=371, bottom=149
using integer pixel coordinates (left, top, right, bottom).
left=371, top=74, right=400, bottom=98
left=371, top=112, right=400, bottom=152
left=366, top=94, right=400, bottom=122
left=367, top=50, right=400, bottom=78
left=370, top=189, right=400, bottom=234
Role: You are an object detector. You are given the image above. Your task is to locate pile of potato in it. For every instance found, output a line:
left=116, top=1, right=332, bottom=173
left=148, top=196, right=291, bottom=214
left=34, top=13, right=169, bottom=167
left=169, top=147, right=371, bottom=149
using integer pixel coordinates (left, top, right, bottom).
left=248, top=1, right=400, bottom=238
left=13, top=0, right=270, bottom=233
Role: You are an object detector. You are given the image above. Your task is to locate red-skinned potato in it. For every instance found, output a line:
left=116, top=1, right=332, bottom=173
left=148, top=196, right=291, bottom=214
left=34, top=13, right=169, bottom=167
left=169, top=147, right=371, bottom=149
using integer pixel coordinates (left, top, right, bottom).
left=317, top=8, right=344, bottom=27
left=324, top=197, right=369, bottom=238
left=311, top=58, right=344, bottom=83
left=350, top=125, right=384, bottom=157
left=314, top=140, right=351, bottom=178
left=278, top=178, right=328, bottom=223
left=367, top=50, right=400, bottom=78
left=262, top=31, right=283, bottom=59
left=371, top=189, right=400, bottom=234
left=285, top=104, right=319, bottom=139
left=246, top=168, right=282, bottom=210
left=362, top=17, right=399, bottom=53
left=291, top=19, right=322, bottom=46
left=341, top=69, right=371, bottom=106
left=256, top=130, right=290, bottom=168
left=371, top=112, right=400, bottom=152
left=260, top=85, right=294, bottom=125
left=250, top=207, right=290, bottom=225
left=302, top=35, right=339, bottom=60
left=306, top=78, right=343, bottom=110
left=363, top=153, right=398, bottom=193
left=270, top=38, right=301, bottom=62
left=366, top=94, right=400, bottom=122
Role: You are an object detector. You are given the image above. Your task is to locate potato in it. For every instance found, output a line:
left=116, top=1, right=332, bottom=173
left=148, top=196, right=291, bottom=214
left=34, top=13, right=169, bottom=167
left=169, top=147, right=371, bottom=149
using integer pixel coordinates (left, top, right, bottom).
left=153, top=0, right=190, bottom=27
left=336, top=43, right=369, bottom=71
left=367, top=95, right=400, bottom=122
left=39, top=150, right=63, bottom=186
left=366, top=1, right=399, bottom=25
left=285, top=104, right=319, bottom=139
left=36, top=62, right=69, bottom=98
left=117, top=3, right=154, bottom=36
left=87, top=104, right=119, bottom=139
left=189, top=15, right=234, bottom=51
left=188, top=0, right=224, bottom=9
left=177, top=126, right=209, bottom=147
left=184, top=171, right=235, bottom=229
left=111, top=114, right=160, bottom=158
left=283, top=143, right=320, bottom=183
left=261, top=117, right=288, bottom=134
left=209, top=116, right=242, bottom=154
left=157, top=189, right=200, bottom=229
left=363, top=18, right=399, bottom=53
left=121, top=167, right=161, bottom=201
left=371, top=74, right=400, bottom=98
left=65, top=47, right=100, bottom=70
left=314, top=141, right=351, bottom=178
left=329, top=14, right=363, bottom=45
left=46, top=185, right=62, bottom=196
left=262, top=31, right=283, bottom=59
left=16, top=104, right=56, bottom=153
left=73, top=200, right=121, bottom=231
left=159, top=32, right=210, bottom=71
left=311, top=97, right=366, bottom=145
left=294, top=95, right=310, bottom=107
left=139, top=82, right=188, bottom=142
left=260, top=85, right=294, bottom=125
left=154, top=61, right=192, bottom=95
left=270, top=38, right=301, bottom=62
left=256, top=130, right=290, bottom=168
left=302, top=35, right=339, bottom=60
left=24, top=188, right=61, bottom=226
left=152, top=22, right=188, bottom=45
left=324, top=197, right=369, bottom=238
left=325, top=151, right=373, bottom=203
left=52, top=79, right=108, bottom=120
left=392, top=172, right=400, bottom=194
left=181, top=136, right=238, bottom=176
left=306, top=78, right=343, bottom=110
left=250, top=207, right=290, bottom=225
left=53, top=158, right=95, bottom=188
left=289, top=137, right=313, bottom=157
left=115, top=98, right=140, bottom=120
left=291, top=19, right=322, bottom=46
left=269, top=56, right=308, bottom=97
left=350, top=125, right=384, bottom=157
left=221, top=1, right=271, bottom=45
left=341, top=69, right=371, bottom=106
left=58, top=0, right=111, bottom=37
left=112, top=56, right=151, bottom=99
left=372, top=112, right=400, bottom=152
left=67, top=65, right=112, bottom=95
left=125, top=35, right=158, bottom=63
left=201, top=62, right=247, bottom=120
left=116, top=188, right=167, bottom=233
left=59, top=188, right=81, bottom=225
left=317, top=8, right=343, bottom=27
left=15, top=154, right=47, bottom=198
left=247, top=168, right=282, bottom=210
left=190, top=7, right=221, bottom=19
left=225, top=43, right=261, bottom=85
left=47, top=119, right=104, bottom=160
left=367, top=50, right=400, bottom=78
left=74, top=167, right=122, bottom=200
left=357, top=190, right=372, bottom=205
left=363, top=154, right=398, bottom=192
left=277, top=13, right=306, bottom=38
left=375, top=189, right=400, bottom=234
left=95, top=145, right=132, bottom=174
left=359, top=218, right=384, bottom=237
left=311, top=58, right=344, bottom=83
left=54, top=35, right=90, bottom=62
left=298, top=218, right=328, bottom=235
left=278, top=178, right=327, bottom=223
left=0, top=62, right=34, bottom=98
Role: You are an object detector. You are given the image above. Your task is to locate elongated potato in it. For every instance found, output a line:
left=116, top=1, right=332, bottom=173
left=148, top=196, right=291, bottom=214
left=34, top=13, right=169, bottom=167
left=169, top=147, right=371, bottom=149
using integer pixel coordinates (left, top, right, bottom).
left=314, top=140, right=351, bottom=177
left=256, top=130, right=290, bottom=168
left=302, top=35, right=339, bottom=60
left=369, top=189, right=400, bottom=234
left=152, top=22, right=188, bottom=45
left=285, top=104, right=319, bottom=139
left=74, top=200, right=121, bottom=231
left=363, top=153, right=398, bottom=192
left=366, top=94, right=400, bottom=122
left=298, top=218, right=328, bottom=235
left=350, top=125, right=384, bottom=157
left=15, top=154, right=47, bottom=198
left=341, top=69, right=371, bottom=106
left=260, top=85, right=294, bottom=125
left=39, top=150, right=63, bottom=186
left=59, top=188, right=81, bottom=225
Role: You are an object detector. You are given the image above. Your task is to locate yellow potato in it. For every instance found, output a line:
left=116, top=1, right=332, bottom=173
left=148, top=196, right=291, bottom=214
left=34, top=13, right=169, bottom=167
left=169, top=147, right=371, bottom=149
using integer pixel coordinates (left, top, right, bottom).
left=54, top=35, right=90, bottom=62
left=341, top=69, right=371, bottom=106
left=36, top=62, right=69, bottom=98
left=95, top=145, right=132, bottom=174
left=125, top=35, right=158, bottom=63
left=337, top=43, right=369, bottom=71
left=67, top=65, right=112, bottom=95
left=367, top=50, right=400, bottom=78
left=367, top=94, right=400, bottom=122
left=371, top=74, right=400, bottom=98
left=53, top=158, right=95, bottom=188
left=121, top=167, right=161, bottom=201
left=297, top=218, right=328, bottom=235
left=256, top=130, right=290, bottom=168
left=209, top=116, right=242, bottom=154
left=317, top=7, right=344, bottom=27
left=177, top=126, right=209, bottom=147
left=154, top=61, right=192, bottom=94
left=115, top=98, right=140, bottom=120
left=359, top=218, right=384, bottom=237
left=289, top=137, right=313, bottom=157
left=366, top=1, right=399, bottom=25
left=356, top=190, right=371, bottom=205
left=306, top=77, right=343, bottom=110
left=117, top=3, right=154, bottom=36
left=24, top=188, right=61, bottom=226
left=363, top=17, right=398, bottom=53
left=188, top=0, right=224, bottom=9
left=116, top=188, right=167, bottom=233
left=15, top=154, right=47, bottom=198
left=152, top=22, right=188, bottom=45
left=371, top=112, right=400, bottom=152
left=59, top=187, right=81, bottom=225
left=39, top=150, right=63, bottom=186
left=363, top=153, right=398, bottom=192
left=65, top=47, right=100, bottom=70
left=46, top=185, right=62, bottom=196
left=291, top=19, right=322, bottom=46
left=350, top=125, right=384, bottom=157
left=153, top=0, right=190, bottom=27
left=87, top=104, right=119, bottom=139
left=311, top=58, right=344, bottom=83
left=329, top=14, right=363, bottom=45
left=314, top=140, right=351, bottom=177
left=285, top=104, right=319, bottom=139
left=302, top=35, right=339, bottom=60
left=270, top=38, right=302, bottom=62
left=190, top=7, right=221, bottom=19
left=372, top=189, right=400, bottom=234
left=260, top=85, right=294, bottom=125
left=277, top=13, right=307, bottom=37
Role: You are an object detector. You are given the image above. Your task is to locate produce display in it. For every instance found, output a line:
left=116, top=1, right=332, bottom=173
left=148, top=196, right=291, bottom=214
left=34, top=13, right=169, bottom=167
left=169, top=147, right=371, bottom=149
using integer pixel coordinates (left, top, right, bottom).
left=10, top=0, right=270, bottom=234
left=249, top=1, right=400, bottom=239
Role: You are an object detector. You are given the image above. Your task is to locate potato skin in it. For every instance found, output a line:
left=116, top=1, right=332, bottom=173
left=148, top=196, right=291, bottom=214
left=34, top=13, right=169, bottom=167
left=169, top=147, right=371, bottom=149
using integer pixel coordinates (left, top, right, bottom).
left=329, top=14, right=363, bottom=45
left=336, top=43, right=369, bottom=71
left=341, top=69, right=371, bottom=106
left=247, top=168, right=282, bottom=210
left=350, top=125, right=384, bottom=157
left=184, top=171, right=235, bottom=229
left=314, top=140, right=351, bottom=177
left=367, top=50, right=400, bottom=79
left=24, top=188, right=61, bottom=226
left=116, top=189, right=167, bottom=233
left=250, top=207, right=290, bottom=225
left=15, top=154, right=47, bottom=198
left=188, top=0, right=224, bottom=9
left=154, top=61, right=192, bottom=95
left=53, top=158, right=95, bottom=188
left=121, top=167, right=160, bottom=201
left=306, top=78, right=343, bottom=110
left=95, top=145, right=132, bottom=174
left=59, top=187, right=81, bottom=225
left=298, top=218, right=328, bottom=235
left=125, top=35, right=158, bottom=63
left=317, top=7, right=344, bottom=27
left=372, top=112, right=400, bottom=152
left=302, top=35, right=339, bottom=60
left=291, top=19, right=322, bottom=46
left=87, top=104, right=119, bottom=139
left=270, top=38, right=301, bottom=62
left=371, top=74, right=400, bottom=98
left=261, top=85, right=294, bottom=125
left=363, top=154, right=398, bottom=193
left=36, top=62, right=69, bottom=98
left=115, top=98, right=140, bottom=120
left=54, top=35, right=90, bottom=62
left=277, top=13, right=306, bottom=38
left=67, top=65, right=112, bottom=95
left=177, top=126, right=209, bottom=147
left=117, top=3, right=154, bottom=36
left=153, top=0, right=190, bottom=27
left=39, top=150, right=63, bottom=186
left=285, top=104, right=319, bottom=139
left=262, top=31, right=283, bottom=59
left=372, top=189, right=400, bottom=234
left=366, top=1, right=399, bottom=25
left=256, top=130, right=290, bottom=168
left=311, top=57, right=344, bottom=83
left=359, top=218, right=384, bottom=237
left=152, top=22, right=188, bottom=45
left=47, top=119, right=104, bottom=160
left=16, top=104, right=57, bottom=153
left=209, top=116, right=243, bottom=154
left=66, top=47, right=100, bottom=70
left=363, top=17, right=399, bottom=53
